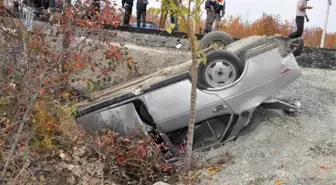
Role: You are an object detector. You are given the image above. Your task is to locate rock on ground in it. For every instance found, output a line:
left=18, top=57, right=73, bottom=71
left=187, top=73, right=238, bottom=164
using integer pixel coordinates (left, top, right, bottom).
left=153, top=182, right=171, bottom=185
left=197, top=68, right=336, bottom=185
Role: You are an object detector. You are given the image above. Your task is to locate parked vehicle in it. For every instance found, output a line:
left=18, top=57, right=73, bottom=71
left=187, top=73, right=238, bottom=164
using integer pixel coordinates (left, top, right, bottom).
left=75, top=31, right=304, bottom=157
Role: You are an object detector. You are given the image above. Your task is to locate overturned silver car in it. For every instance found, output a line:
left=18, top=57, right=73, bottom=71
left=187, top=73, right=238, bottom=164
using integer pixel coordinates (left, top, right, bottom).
left=75, top=31, right=303, bottom=154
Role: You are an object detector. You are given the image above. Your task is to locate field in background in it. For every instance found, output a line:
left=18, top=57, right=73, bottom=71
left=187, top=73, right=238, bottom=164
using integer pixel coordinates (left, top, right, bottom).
left=146, top=11, right=336, bottom=49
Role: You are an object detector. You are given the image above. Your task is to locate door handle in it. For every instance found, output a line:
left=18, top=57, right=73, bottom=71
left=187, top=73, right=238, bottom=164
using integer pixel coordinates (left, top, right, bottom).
left=213, top=105, right=227, bottom=113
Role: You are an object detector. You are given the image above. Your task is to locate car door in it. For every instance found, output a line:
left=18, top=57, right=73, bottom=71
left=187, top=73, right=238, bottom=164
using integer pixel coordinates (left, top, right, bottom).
left=142, top=79, right=232, bottom=133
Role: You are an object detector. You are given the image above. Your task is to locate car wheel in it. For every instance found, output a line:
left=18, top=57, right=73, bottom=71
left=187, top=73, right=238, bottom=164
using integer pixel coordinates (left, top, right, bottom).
left=199, top=31, right=234, bottom=50
left=293, top=39, right=304, bottom=57
left=198, top=50, right=243, bottom=89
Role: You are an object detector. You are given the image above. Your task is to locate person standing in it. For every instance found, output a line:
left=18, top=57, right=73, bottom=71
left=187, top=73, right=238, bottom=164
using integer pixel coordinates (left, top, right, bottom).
left=21, top=0, right=35, bottom=32
left=204, top=0, right=217, bottom=34
left=93, top=0, right=101, bottom=12
left=169, top=9, right=178, bottom=31
left=47, top=0, right=56, bottom=12
left=214, top=0, right=225, bottom=31
left=159, top=0, right=169, bottom=29
left=122, top=0, right=134, bottom=26
left=136, top=0, right=148, bottom=28
left=288, top=0, right=313, bottom=38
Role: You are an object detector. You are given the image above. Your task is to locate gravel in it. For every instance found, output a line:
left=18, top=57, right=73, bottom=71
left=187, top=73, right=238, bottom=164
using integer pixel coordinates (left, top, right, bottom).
left=296, top=47, right=336, bottom=70
left=0, top=16, right=332, bottom=185
left=74, top=30, right=336, bottom=185
left=32, top=22, right=336, bottom=184
left=72, top=30, right=336, bottom=185
left=196, top=68, right=336, bottom=185
left=105, top=34, right=336, bottom=184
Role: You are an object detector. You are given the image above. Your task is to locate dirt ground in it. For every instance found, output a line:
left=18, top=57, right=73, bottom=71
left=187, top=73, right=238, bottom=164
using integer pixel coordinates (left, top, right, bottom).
left=32, top=23, right=336, bottom=184
left=77, top=39, right=191, bottom=88
left=76, top=32, right=336, bottom=185
left=195, top=68, right=336, bottom=185
left=88, top=39, right=336, bottom=184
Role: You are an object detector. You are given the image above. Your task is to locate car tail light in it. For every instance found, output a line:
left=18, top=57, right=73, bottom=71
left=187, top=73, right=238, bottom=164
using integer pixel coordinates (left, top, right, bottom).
left=281, top=67, right=292, bottom=74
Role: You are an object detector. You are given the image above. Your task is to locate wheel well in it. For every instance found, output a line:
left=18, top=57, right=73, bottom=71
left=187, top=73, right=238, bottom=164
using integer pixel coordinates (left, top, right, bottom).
left=132, top=99, right=156, bottom=128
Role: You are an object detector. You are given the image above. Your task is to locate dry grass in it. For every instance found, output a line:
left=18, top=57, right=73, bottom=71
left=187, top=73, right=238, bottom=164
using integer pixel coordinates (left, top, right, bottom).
left=220, top=13, right=335, bottom=49
left=146, top=12, right=336, bottom=49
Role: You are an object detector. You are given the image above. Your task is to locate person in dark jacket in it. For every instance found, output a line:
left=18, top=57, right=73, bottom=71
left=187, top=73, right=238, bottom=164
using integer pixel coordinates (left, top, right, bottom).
left=204, top=0, right=225, bottom=33
left=122, top=0, right=134, bottom=26
left=47, top=0, right=56, bottom=12
left=214, top=0, right=225, bottom=30
left=136, top=0, right=148, bottom=28
left=204, top=0, right=217, bottom=34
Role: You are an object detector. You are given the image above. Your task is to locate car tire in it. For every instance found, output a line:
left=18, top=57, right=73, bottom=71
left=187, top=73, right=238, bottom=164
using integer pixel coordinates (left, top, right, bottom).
left=199, top=31, right=234, bottom=50
left=293, top=39, right=304, bottom=57
left=197, top=50, right=243, bottom=89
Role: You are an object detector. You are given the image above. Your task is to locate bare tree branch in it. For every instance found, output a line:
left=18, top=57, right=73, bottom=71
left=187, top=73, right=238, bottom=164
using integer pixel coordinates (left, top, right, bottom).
left=0, top=31, right=48, bottom=182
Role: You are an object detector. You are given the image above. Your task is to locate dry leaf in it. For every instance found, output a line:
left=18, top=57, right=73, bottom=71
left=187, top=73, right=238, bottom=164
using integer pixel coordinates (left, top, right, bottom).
left=14, top=20, right=22, bottom=27
left=207, top=166, right=219, bottom=175
left=126, top=57, right=134, bottom=63
left=166, top=27, right=172, bottom=34
left=320, top=165, right=328, bottom=170
left=208, top=169, right=216, bottom=175
left=39, top=175, right=46, bottom=182
left=275, top=179, right=283, bottom=185
left=63, top=92, right=71, bottom=98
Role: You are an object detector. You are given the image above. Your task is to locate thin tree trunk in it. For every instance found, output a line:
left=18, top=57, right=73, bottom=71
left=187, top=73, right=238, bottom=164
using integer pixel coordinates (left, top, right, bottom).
left=183, top=23, right=198, bottom=171
left=171, top=0, right=200, bottom=171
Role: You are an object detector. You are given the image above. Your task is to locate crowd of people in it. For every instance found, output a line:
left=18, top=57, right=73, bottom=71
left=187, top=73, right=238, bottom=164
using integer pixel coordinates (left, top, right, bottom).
left=122, top=0, right=149, bottom=28
left=120, top=0, right=226, bottom=31
left=7, top=0, right=312, bottom=38
left=121, top=0, right=178, bottom=30
left=120, top=0, right=312, bottom=39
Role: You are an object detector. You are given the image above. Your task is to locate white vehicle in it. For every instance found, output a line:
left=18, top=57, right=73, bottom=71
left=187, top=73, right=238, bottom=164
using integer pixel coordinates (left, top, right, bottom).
left=75, top=31, right=304, bottom=155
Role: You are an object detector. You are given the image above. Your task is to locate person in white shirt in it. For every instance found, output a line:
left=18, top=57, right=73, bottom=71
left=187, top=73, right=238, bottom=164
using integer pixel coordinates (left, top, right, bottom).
left=288, top=0, right=313, bottom=38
